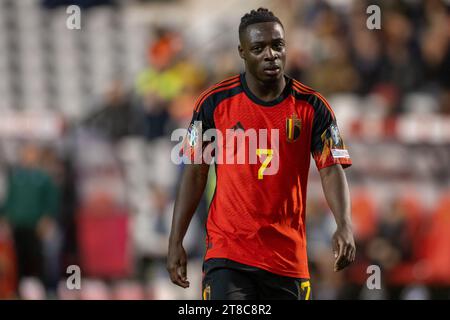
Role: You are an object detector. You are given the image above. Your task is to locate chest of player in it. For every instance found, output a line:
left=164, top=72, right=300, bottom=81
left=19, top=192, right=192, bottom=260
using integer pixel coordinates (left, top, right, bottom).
left=212, top=94, right=314, bottom=149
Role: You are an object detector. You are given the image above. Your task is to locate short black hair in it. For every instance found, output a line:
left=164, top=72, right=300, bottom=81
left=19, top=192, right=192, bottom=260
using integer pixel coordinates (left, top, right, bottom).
left=239, top=8, right=283, bottom=40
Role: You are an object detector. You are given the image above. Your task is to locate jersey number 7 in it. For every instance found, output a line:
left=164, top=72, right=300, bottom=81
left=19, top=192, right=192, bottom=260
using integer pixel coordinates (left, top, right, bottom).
left=256, top=149, right=273, bottom=180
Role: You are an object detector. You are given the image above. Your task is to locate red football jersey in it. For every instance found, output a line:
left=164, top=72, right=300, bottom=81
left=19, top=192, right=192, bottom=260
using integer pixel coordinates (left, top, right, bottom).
left=183, top=74, right=352, bottom=278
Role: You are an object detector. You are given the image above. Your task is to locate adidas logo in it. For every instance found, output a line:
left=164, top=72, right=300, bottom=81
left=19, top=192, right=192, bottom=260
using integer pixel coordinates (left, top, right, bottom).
left=231, top=121, right=245, bottom=131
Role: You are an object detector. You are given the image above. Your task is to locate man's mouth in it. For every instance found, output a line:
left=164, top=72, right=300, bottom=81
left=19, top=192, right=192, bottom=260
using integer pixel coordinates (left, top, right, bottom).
left=263, top=65, right=281, bottom=76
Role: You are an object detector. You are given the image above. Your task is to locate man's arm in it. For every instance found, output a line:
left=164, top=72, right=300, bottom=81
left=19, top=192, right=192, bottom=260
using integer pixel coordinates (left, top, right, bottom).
left=167, top=163, right=210, bottom=288
left=319, top=164, right=356, bottom=272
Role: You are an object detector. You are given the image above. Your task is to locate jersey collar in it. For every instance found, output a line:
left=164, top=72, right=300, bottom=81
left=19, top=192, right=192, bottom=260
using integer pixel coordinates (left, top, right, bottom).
left=240, top=73, right=292, bottom=107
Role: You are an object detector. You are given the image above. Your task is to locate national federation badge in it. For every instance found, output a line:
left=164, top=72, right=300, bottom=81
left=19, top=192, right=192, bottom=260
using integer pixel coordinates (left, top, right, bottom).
left=286, top=114, right=301, bottom=143
left=203, top=285, right=211, bottom=300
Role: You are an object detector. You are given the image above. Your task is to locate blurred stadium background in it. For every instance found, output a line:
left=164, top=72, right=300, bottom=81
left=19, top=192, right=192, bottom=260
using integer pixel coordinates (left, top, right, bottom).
left=0, top=0, right=449, bottom=300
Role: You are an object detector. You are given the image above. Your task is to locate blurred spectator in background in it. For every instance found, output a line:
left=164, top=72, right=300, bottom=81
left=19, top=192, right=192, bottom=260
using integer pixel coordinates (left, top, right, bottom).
left=304, top=4, right=359, bottom=94
left=366, top=197, right=413, bottom=299
left=139, top=90, right=171, bottom=141
left=0, top=142, right=60, bottom=298
left=135, top=28, right=175, bottom=141
left=349, top=28, right=383, bottom=95
left=39, top=146, right=65, bottom=298
left=419, top=0, right=450, bottom=91
left=367, top=198, right=412, bottom=269
left=136, top=27, right=207, bottom=135
left=83, top=81, right=145, bottom=143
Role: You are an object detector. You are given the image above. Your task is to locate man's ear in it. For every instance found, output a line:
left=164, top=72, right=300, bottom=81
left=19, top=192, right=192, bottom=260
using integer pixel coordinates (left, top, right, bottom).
left=238, top=45, right=245, bottom=60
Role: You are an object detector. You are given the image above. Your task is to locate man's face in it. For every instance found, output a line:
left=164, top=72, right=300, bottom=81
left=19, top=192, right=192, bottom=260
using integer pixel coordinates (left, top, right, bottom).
left=20, top=144, right=40, bottom=167
left=239, top=21, right=286, bottom=82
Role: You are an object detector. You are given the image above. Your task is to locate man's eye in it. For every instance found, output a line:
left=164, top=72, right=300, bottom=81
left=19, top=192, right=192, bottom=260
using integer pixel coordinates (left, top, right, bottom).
left=252, top=47, right=262, bottom=52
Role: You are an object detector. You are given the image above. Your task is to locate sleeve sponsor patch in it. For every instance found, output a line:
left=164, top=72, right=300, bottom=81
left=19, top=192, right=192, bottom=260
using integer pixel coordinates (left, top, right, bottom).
left=331, top=148, right=350, bottom=159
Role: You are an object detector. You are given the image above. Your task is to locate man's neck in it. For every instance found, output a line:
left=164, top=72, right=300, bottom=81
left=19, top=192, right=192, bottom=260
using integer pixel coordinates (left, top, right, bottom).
left=245, top=72, right=286, bottom=102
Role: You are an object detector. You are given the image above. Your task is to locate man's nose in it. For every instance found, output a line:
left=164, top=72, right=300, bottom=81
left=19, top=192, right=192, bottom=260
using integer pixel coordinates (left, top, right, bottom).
left=264, top=47, right=277, bottom=60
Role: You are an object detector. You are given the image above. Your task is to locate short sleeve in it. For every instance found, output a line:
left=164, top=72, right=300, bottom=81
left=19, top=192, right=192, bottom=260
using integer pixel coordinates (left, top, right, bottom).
left=180, top=97, right=216, bottom=163
left=310, top=94, right=352, bottom=170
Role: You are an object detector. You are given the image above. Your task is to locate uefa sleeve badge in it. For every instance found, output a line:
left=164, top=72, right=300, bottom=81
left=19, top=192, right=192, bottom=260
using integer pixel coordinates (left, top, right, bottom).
left=187, top=122, right=200, bottom=147
left=322, top=123, right=350, bottom=159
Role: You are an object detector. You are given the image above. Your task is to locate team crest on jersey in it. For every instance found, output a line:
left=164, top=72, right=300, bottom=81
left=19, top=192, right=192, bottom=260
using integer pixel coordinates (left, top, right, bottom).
left=286, top=114, right=301, bottom=142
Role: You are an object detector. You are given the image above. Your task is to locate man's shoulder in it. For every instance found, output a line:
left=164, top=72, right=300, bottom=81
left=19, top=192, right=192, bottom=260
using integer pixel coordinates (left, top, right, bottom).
left=194, top=74, right=242, bottom=112
left=288, top=77, right=318, bottom=100
left=209, top=74, right=241, bottom=88
left=201, top=74, right=242, bottom=97
left=288, top=77, right=334, bottom=115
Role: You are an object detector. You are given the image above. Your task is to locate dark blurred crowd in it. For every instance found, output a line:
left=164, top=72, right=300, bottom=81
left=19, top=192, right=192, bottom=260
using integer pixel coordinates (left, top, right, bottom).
left=288, top=0, right=449, bottom=114
left=0, top=0, right=449, bottom=299
left=307, top=188, right=450, bottom=299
